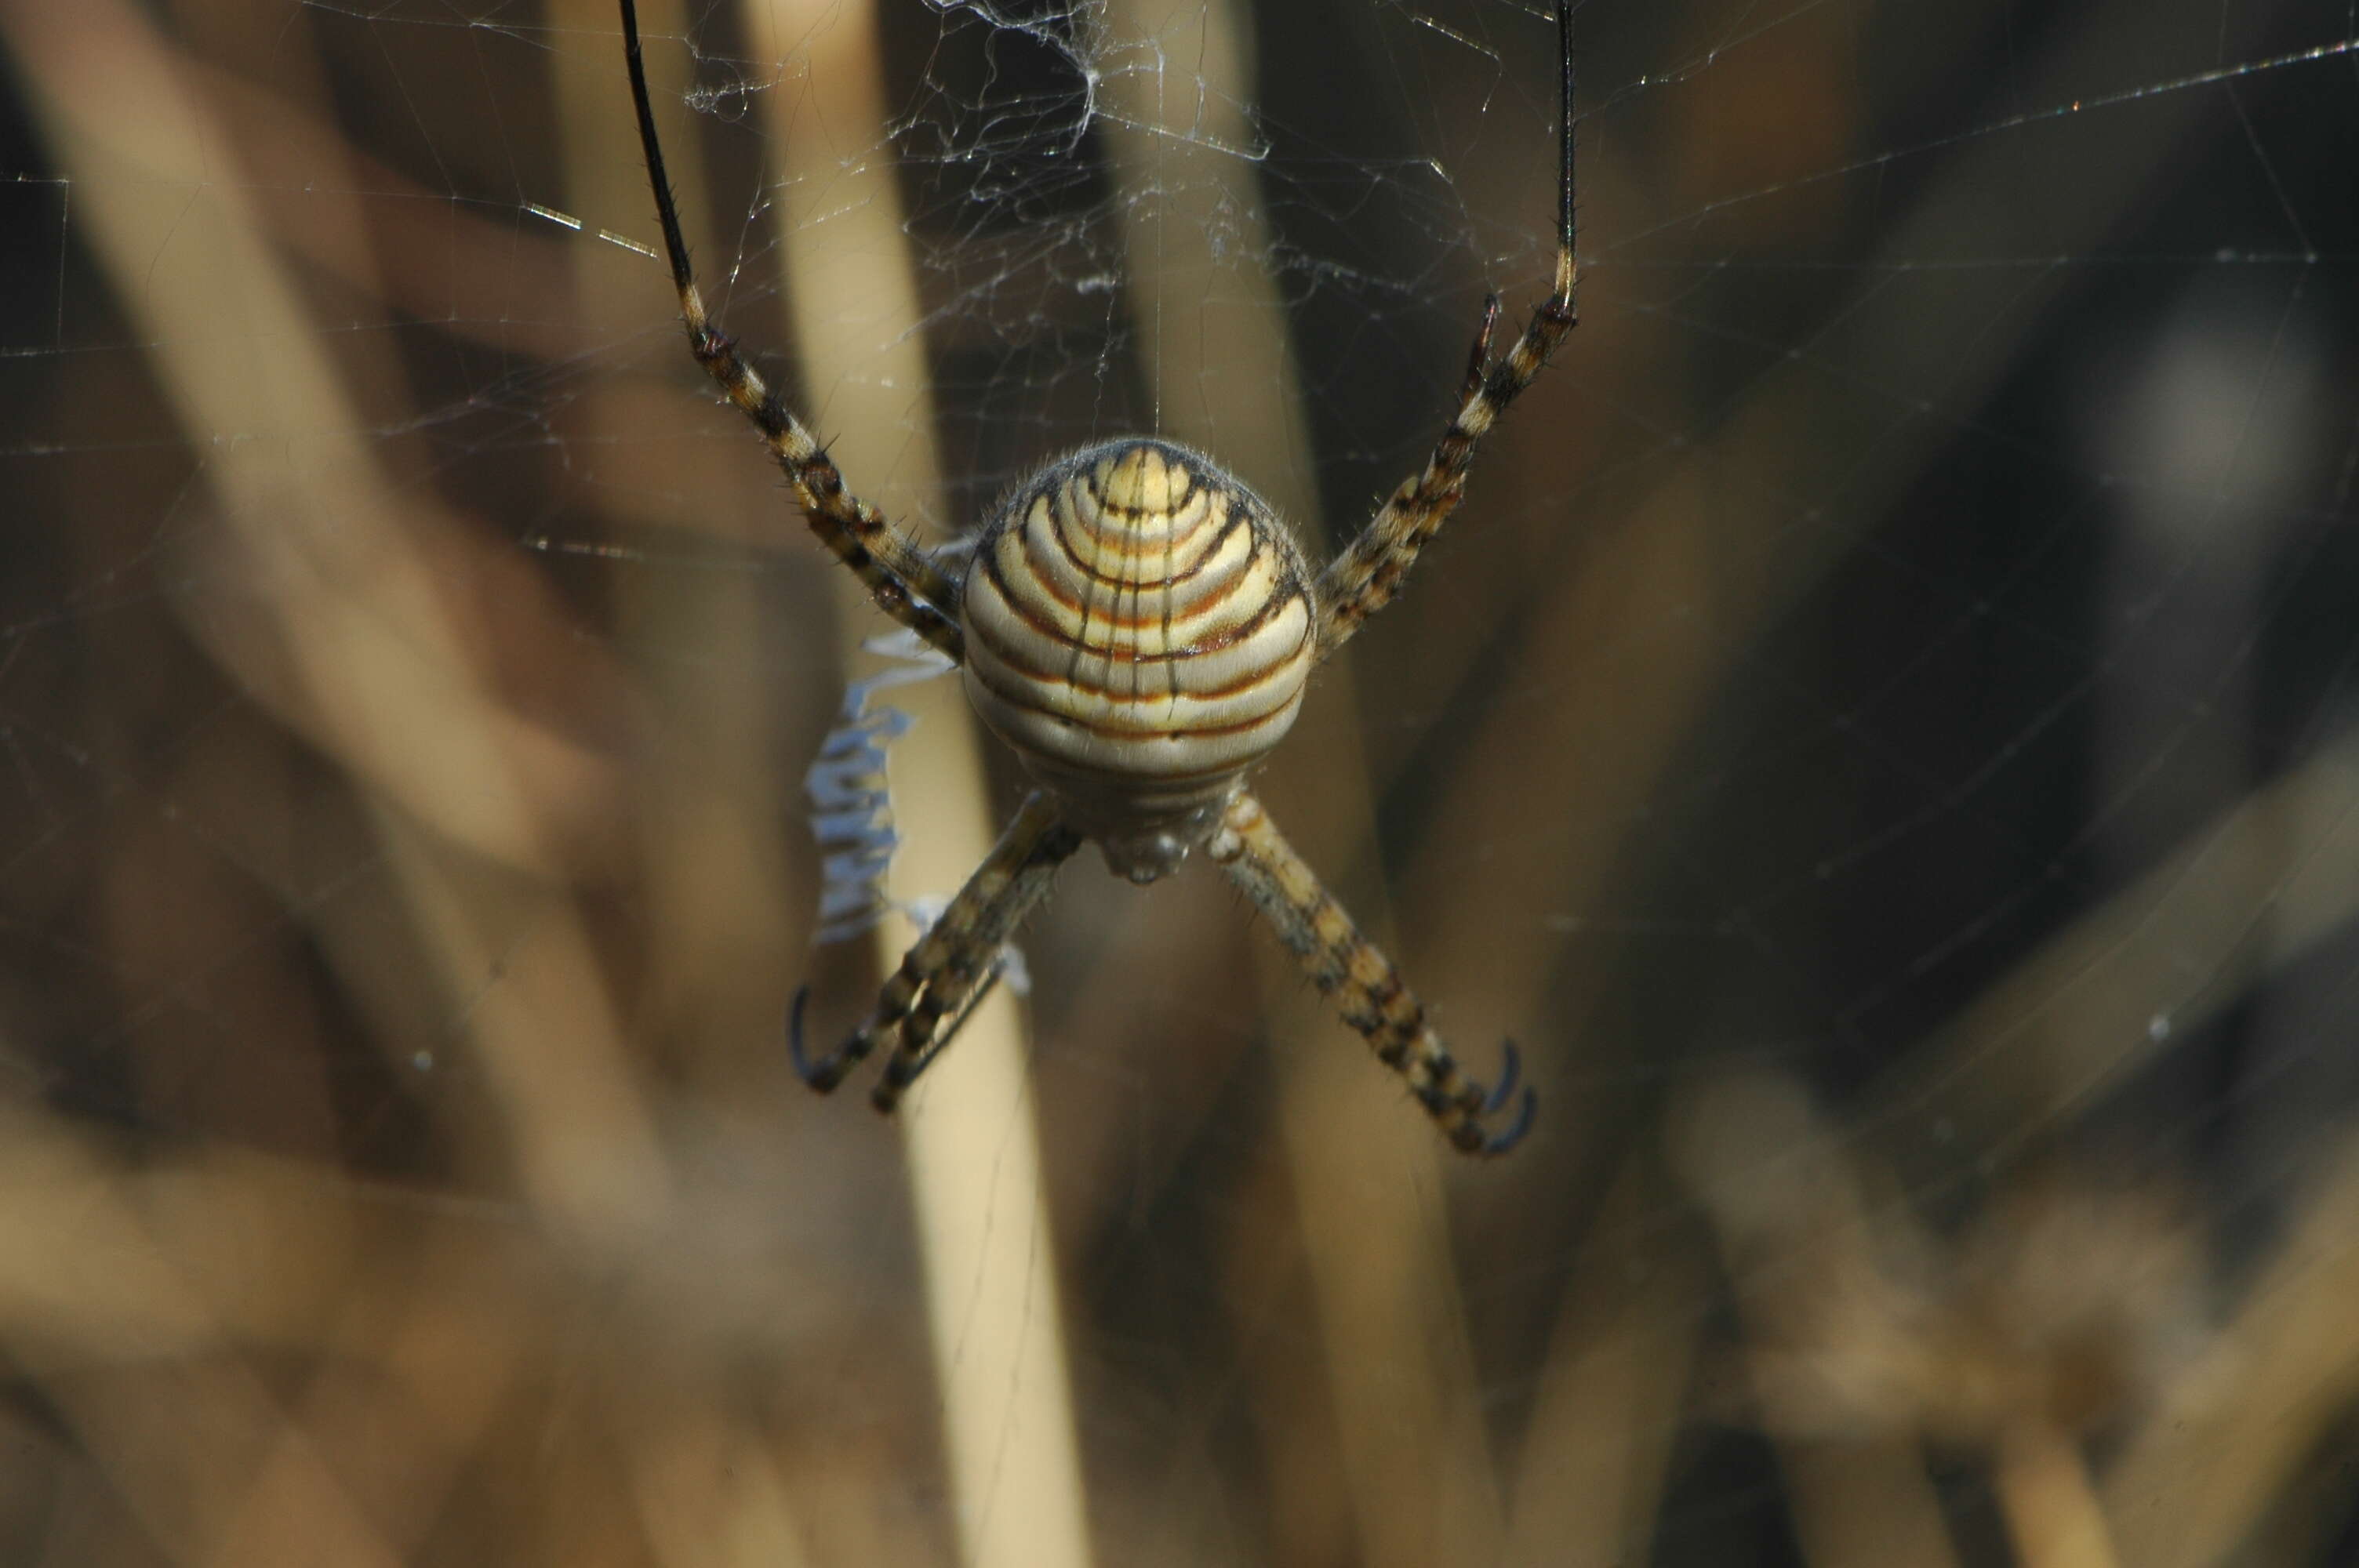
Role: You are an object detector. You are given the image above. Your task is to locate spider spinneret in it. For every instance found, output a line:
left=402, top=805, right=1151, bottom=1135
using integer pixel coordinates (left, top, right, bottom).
left=616, top=0, right=1576, bottom=1156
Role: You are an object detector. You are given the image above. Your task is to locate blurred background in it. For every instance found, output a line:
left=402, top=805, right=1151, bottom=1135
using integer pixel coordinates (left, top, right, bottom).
left=2, top=0, right=2357, bottom=1563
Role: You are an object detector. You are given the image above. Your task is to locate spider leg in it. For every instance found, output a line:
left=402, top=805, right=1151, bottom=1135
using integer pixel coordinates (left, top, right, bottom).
left=1457, top=293, right=1502, bottom=406
left=619, top=0, right=965, bottom=660
left=1207, top=789, right=1537, bottom=1156
left=877, top=966, right=1005, bottom=1101
left=788, top=792, right=1081, bottom=1107
left=1314, top=0, right=1579, bottom=661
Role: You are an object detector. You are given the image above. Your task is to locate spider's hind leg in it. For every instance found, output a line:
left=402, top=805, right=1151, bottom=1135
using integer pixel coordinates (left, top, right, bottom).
left=789, top=791, right=1081, bottom=1109
left=1206, top=789, right=1537, bottom=1156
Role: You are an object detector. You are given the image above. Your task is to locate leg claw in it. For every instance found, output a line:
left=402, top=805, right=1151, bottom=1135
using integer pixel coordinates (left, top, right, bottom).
left=786, top=985, right=850, bottom=1092
left=1479, top=1086, right=1539, bottom=1156
left=1445, top=1041, right=1539, bottom=1156
left=1484, top=1038, right=1524, bottom=1115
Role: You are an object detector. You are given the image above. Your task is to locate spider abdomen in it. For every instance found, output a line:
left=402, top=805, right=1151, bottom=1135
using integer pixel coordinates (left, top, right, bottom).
left=961, top=439, right=1314, bottom=877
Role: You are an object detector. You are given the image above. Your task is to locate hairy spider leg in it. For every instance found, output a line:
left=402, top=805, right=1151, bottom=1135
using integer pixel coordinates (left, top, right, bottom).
left=1314, top=0, right=1579, bottom=660
left=1207, top=791, right=1537, bottom=1156
left=618, top=0, right=966, bottom=659
left=791, top=793, right=1082, bottom=1105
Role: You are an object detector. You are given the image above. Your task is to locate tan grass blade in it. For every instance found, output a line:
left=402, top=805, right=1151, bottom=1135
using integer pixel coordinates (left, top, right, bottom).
left=745, top=3, right=1095, bottom=1564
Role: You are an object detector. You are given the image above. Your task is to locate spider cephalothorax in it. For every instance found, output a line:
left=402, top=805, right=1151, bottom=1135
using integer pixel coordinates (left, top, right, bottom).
left=617, top=0, right=1576, bottom=1155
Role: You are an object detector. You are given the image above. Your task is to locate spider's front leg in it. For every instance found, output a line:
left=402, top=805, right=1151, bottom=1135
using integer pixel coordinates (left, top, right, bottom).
left=619, top=0, right=965, bottom=661
left=791, top=792, right=1082, bottom=1110
left=1207, top=790, right=1536, bottom=1156
left=1313, top=0, right=1579, bottom=660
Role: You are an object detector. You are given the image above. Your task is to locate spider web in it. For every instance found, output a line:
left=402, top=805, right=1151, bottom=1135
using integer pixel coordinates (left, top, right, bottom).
left=2, top=0, right=2357, bottom=1563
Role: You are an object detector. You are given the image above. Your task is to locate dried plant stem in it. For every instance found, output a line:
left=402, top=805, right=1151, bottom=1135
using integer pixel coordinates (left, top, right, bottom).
left=1503, top=1152, right=1707, bottom=1568
left=1994, top=1419, right=2120, bottom=1568
left=747, top=3, right=1094, bottom=1566
left=1878, top=727, right=2359, bottom=1169
left=6, top=0, right=667, bottom=1250
left=2103, top=1130, right=2359, bottom=1566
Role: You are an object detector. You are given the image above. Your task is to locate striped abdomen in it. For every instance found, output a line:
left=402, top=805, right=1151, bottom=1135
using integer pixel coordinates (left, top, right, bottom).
left=961, top=439, right=1314, bottom=878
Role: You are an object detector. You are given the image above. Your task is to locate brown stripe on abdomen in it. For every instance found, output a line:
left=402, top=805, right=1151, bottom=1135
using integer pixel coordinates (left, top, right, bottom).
left=960, top=438, right=1315, bottom=791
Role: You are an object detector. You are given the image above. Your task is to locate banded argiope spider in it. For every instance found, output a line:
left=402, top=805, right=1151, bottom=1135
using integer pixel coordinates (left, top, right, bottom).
left=617, top=0, right=1577, bottom=1156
